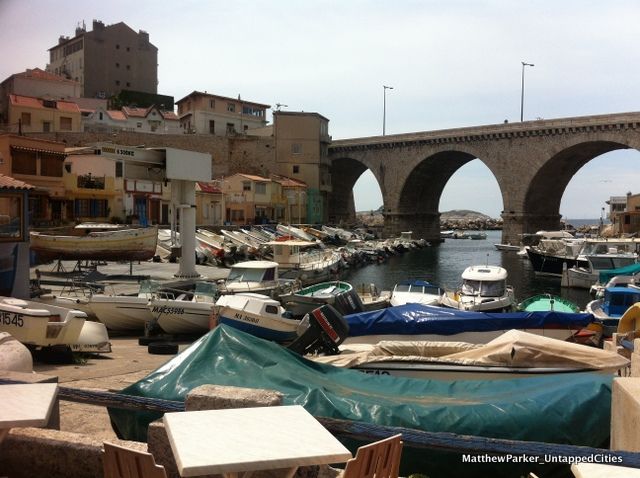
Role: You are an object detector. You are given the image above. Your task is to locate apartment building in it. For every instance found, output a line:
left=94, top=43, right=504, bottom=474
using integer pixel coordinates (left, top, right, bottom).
left=8, top=94, right=82, bottom=133
left=221, top=173, right=287, bottom=225
left=273, top=111, right=331, bottom=223
left=46, top=20, right=158, bottom=99
left=176, top=91, right=269, bottom=135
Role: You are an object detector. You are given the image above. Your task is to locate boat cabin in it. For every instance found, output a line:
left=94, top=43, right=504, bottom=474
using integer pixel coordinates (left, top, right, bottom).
left=460, top=266, right=508, bottom=297
left=603, top=286, right=640, bottom=317
left=393, top=280, right=442, bottom=296
left=266, top=240, right=318, bottom=268
left=226, top=260, right=278, bottom=284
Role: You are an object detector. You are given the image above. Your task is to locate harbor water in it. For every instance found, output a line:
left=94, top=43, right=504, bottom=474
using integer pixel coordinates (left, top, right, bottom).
left=343, top=229, right=593, bottom=309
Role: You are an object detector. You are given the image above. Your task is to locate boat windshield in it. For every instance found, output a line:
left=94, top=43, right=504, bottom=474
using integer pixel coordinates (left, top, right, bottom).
left=589, top=256, right=638, bottom=271
left=227, top=267, right=275, bottom=282
left=461, top=279, right=506, bottom=297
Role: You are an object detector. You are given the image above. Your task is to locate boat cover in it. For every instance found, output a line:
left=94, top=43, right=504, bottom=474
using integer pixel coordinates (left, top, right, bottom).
left=598, top=262, right=640, bottom=284
left=109, top=325, right=613, bottom=458
left=312, top=329, right=629, bottom=371
left=344, top=304, right=595, bottom=336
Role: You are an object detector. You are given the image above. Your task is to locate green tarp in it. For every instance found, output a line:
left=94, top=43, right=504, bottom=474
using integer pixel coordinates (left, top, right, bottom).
left=109, top=326, right=613, bottom=476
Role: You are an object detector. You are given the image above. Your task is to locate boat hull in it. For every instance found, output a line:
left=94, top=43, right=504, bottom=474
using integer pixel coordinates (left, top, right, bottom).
left=526, top=247, right=583, bottom=277
left=30, top=226, right=158, bottom=262
left=149, top=299, right=213, bottom=335
left=90, top=296, right=153, bottom=332
left=217, top=312, right=298, bottom=342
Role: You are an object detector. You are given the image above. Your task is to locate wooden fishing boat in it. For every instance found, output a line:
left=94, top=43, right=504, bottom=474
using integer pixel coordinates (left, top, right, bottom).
left=30, top=226, right=158, bottom=262
left=518, top=294, right=580, bottom=313
left=279, top=280, right=364, bottom=317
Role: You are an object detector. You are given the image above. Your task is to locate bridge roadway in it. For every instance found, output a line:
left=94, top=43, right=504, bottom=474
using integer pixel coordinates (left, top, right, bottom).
left=328, top=111, right=640, bottom=244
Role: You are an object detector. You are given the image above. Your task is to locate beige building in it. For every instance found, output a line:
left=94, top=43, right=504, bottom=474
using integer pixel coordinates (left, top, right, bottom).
left=270, top=174, right=307, bottom=224
left=222, top=173, right=285, bottom=225
left=46, top=20, right=158, bottom=99
left=195, top=181, right=224, bottom=226
left=612, top=193, right=640, bottom=235
left=273, top=111, right=331, bottom=223
left=0, top=68, right=81, bottom=126
left=8, top=94, right=82, bottom=133
left=176, top=91, right=269, bottom=135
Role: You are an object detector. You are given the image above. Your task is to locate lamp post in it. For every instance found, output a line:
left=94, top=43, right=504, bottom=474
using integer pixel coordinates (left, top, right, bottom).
left=520, top=62, right=534, bottom=122
left=383, top=85, right=393, bottom=135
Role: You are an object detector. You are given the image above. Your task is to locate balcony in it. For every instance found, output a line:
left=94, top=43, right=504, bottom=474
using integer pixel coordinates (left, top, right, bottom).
left=77, top=174, right=105, bottom=190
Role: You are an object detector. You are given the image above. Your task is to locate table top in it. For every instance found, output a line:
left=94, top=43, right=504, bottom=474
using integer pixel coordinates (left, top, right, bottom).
left=0, top=383, right=58, bottom=428
left=572, top=463, right=640, bottom=478
left=163, top=405, right=352, bottom=477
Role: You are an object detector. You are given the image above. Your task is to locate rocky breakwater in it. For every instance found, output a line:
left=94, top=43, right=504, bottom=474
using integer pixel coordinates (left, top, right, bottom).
left=439, top=210, right=502, bottom=230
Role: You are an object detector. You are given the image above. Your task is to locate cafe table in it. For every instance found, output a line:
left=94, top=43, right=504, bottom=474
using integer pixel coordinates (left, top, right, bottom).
left=163, top=405, right=352, bottom=478
left=0, top=383, right=59, bottom=443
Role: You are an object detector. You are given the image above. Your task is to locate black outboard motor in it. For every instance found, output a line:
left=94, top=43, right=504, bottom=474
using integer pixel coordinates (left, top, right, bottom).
left=287, top=304, right=349, bottom=356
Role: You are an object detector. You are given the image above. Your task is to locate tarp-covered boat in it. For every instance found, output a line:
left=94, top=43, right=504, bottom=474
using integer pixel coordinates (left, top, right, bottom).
left=109, top=325, right=613, bottom=476
left=343, top=303, right=597, bottom=344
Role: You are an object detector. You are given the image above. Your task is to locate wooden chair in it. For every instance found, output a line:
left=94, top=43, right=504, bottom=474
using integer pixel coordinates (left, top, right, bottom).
left=342, top=434, right=403, bottom=478
left=103, top=442, right=168, bottom=478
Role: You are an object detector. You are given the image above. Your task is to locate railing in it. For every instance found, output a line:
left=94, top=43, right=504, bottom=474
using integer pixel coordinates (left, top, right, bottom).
left=77, top=174, right=105, bottom=189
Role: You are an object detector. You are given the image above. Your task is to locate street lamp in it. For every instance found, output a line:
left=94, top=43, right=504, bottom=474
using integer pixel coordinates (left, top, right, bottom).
left=520, top=62, right=534, bottom=122
left=383, top=85, right=393, bottom=135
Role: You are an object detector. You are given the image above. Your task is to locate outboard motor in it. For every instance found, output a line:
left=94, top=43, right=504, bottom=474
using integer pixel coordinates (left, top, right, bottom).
left=287, top=304, right=349, bottom=356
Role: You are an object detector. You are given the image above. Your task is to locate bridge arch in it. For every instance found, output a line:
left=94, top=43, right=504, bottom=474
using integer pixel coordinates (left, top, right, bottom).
left=328, top=155, right=384, bottom=224
left=521, top=139, right=635, bottom=233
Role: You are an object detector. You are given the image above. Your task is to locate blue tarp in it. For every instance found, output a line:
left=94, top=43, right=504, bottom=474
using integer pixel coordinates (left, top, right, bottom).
left=599, top=262, right=640, bottom=284
left=344, top=304, right=595, bottom=336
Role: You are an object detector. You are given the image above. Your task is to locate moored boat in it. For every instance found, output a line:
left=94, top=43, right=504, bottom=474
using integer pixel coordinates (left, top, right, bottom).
left=30, top=226, right=158, bottom=262
left=279, top=280, right=364, bottom=317
left=518, top=293, right=580, bottom=313
left=389, top=280, right=443, bottom=307
left=440, top=265, right=516, bottom=312
left=219, top=260, right=294, bottom=297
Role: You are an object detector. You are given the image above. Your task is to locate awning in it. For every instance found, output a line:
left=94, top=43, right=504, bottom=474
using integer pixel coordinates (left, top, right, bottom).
left=10, top=145, right=66, bottom=156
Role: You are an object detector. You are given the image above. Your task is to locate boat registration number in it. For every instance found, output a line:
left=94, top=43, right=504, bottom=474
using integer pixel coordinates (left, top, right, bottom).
left=232, top=312, right=260, bottom=324
left=0, top=311, right=24, bottom=327
left=151, top=306, right=184, bottom=315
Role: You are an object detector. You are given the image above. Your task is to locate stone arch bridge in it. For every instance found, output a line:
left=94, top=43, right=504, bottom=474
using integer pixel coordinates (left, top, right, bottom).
left=328, top=112, right=640, bottom=243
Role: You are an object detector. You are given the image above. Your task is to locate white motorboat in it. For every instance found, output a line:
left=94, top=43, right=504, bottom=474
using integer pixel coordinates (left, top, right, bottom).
left=440, top=265, right=516, bottom=312
left=494, top=243, right=522, bottom=252
left=389, top=280, right=443, bottom=306
left=0, top=297, right=111, bottom=353
left=89, top=281, right=161, bottom=332
left=312, top=330, right=628, bottom=380
left=148, top=282, right=219, bottom=335
left=266, top=239, right=342, bottom=285
left=211, top=292, right=301, bottom=342
left=219, top=260, right=295, bottom=296
left=561, top=252, right=638, bottom=289
left=355, top=283, right=391, bottom=311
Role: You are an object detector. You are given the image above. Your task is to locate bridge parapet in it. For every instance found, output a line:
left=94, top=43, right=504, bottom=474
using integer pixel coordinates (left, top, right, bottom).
left=330, top=111, right=640, bottom=152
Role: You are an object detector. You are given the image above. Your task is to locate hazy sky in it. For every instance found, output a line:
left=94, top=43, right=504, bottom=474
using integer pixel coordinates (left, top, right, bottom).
left=2, top=0, right=640, bottom=218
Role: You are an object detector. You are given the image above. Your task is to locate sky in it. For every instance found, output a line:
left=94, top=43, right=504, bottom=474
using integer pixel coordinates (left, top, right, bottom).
left=2, top=0, right=640, bottom=218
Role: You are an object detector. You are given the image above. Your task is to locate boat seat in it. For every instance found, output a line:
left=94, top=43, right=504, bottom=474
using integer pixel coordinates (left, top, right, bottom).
left=175, top=294, right=187, bottom=301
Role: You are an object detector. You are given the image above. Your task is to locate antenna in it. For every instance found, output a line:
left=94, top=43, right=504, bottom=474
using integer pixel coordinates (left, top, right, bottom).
left=275, top=103, right=288, bottom=111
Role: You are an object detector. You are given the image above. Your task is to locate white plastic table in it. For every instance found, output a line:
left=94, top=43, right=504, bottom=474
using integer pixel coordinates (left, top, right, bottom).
left=0, top=383, right=59, bottom=442
left=572, top=463, right=640, bottom=478
left=163, top=405, right=352, bottom=478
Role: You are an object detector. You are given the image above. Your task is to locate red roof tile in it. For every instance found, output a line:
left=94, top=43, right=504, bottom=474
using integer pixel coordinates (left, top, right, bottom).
left=0, top=174, right=35, bottom=190
left=107, top=110, right=127, bottom=121
left=9, top=94, right=80, bottom=113
left=122, top=106, right=149, bottom=118
left=197, top=182, right=222, bottom=194
left=271, top=175, right=306, bottom=187
left=161, top=111, right=178, bottom=120
left=237, top=173, right=269, bottom=182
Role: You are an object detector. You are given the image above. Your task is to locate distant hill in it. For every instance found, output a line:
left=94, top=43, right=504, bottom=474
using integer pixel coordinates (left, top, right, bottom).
left=440, top=210, right=493, bottom=221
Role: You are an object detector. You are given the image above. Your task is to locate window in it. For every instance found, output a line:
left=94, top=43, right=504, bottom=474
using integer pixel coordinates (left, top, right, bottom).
left=11, top=149, right=36, bottom=175
left=242, top=181, right=251, bottom=192
left=293, top=165, right=300, bottom=174
left=291, top=143, right=302, bottom=154
left=255, top=183, right=266, bottom=194
left=115, top=80, right=120, bottom=86
left=116, top=62, right=120, bottom=68
left=20, top=112, right=31, bottom=126
left=60, top=117, right=72, bottom=131
left=74, top=199, right=108, bottom=218
left=226, top=123, right=235, bottom=135
left=209, top=120, right=215, bottom=134
left=99, top=112, right=104, bottom=120
left=42, top=121, right=51, bottom=133
left=126, top=82, right=131, bottom=87
left=210, top=99, right=215, bottom=109
left=227, top=103, right=235, bottom=112
left=136, top=122, right=142, bottom=128
left=41, top=153, right=63, bottom=177
left=116, top=44, right=120, bottom=49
